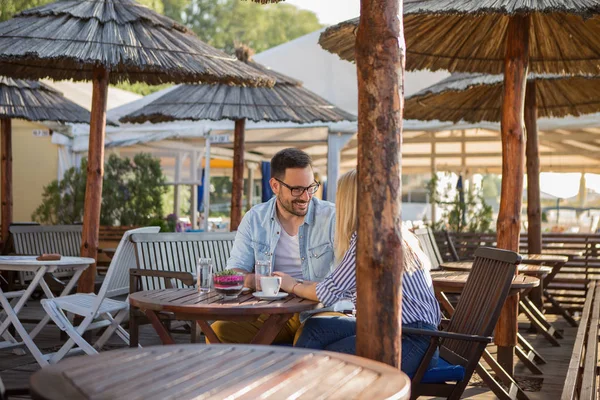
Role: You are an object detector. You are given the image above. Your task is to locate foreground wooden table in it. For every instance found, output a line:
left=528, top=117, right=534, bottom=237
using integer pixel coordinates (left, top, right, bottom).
left=30, top=344, right=411, bottom=400
left=129, top=289, right=319, bottom=345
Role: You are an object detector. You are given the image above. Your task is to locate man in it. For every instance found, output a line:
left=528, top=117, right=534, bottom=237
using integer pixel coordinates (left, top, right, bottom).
left=210, top=148, right=336, bottom=344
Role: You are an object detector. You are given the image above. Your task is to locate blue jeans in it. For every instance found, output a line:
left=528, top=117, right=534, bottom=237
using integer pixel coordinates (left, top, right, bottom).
left=294, top=316, right=439, bottom=376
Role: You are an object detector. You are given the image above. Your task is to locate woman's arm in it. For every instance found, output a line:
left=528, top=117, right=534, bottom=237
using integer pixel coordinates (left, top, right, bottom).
left=274, top=272, right=319, bottom=301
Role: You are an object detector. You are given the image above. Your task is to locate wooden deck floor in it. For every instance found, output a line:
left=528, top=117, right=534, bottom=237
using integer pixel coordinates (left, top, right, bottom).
left=1, top=302, right=578, bottom=399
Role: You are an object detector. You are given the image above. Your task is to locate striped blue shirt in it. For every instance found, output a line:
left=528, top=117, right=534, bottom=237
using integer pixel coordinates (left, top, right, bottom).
left=315, top=232, right=441, bottom=326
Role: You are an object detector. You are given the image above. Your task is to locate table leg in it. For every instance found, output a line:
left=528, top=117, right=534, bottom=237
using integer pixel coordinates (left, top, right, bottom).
left=519, top=300, right=561, bottom=345
left=0, top=288, right=48, bottom=366
left=144, top=310, right=175, bottom=345
left=251, top=313, right=293, bottom=345
left=481, top=350, right=530, bottom=400
left=0, top=267, right=47, bottom=336
left=543, top=289, right=578, bottom=327
left=196, top=320, right=221, bottom=344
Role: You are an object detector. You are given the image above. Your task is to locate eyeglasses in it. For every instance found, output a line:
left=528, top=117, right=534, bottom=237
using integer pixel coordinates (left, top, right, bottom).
left=275, top=178, right=320, bottom=197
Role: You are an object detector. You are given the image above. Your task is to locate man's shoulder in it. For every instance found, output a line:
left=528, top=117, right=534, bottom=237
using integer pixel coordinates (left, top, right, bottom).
left=311, top=197, right=335, bottom=217
left=244, top=198, right=275, bottom=221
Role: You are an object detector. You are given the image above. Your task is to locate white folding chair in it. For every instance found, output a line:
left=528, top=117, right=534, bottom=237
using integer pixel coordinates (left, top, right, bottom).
left=41, top=227, right=160, bottom=363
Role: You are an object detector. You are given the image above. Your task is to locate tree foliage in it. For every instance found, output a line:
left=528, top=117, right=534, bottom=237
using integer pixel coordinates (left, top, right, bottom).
left=32, top=154, right=168, bottom=228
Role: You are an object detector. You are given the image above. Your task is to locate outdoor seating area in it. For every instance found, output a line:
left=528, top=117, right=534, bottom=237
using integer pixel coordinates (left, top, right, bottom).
left=1, top=0, right=600, bottom=399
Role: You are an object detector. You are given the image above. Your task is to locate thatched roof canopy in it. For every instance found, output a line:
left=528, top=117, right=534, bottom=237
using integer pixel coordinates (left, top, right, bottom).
left=405, top=73, right=600, bottom=123
left=319, top=1, right=600, bottom=74
left=0, top=0, right=274, bottom=86
left=120, top=48, right=355, bottom=124
left=0, top=76, right=103, bottom=124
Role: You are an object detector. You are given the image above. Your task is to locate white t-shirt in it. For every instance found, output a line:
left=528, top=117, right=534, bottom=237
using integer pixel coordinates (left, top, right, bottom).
left=273, top=228, right=303, bottom=279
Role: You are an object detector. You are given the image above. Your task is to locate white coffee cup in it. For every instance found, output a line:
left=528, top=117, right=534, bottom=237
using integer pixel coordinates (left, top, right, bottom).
left=260, top=276, right=281, bottom=296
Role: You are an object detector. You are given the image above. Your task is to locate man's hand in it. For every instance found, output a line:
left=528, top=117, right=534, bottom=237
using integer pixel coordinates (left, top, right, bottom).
left=230, top=268, right=255, bottom=289
left=273, top=272, right=297, bottom=293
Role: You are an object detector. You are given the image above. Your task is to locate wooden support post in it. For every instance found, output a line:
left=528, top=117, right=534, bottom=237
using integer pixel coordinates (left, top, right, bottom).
left=173, top=153, right=182, bottom=216
left=191, top=151, right=198, bottom=230
left=230, top=119, right=245, bottom=231
left=355, top=0, right=404, bottom=367
left=78, top=66, right=109, bottom=294
left=525, top=80, right=542, bottom=254
left=496, top=15, right=530, bottom=376
left=1, top=118, right=12, bottom=247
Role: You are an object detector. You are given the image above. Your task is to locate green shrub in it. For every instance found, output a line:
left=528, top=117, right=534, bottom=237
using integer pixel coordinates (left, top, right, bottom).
left=32, top=153, right=168, bottom=227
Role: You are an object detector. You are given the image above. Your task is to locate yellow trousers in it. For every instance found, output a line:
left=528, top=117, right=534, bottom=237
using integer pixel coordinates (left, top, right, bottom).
left=208, top=314, right=302, bottom=345
left=207, top=312, right=345, bottom=345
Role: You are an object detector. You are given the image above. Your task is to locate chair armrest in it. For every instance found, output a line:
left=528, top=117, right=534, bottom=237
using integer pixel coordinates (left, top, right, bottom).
left=403, top=327, right=493, bottom=343
left=129, top=270, right=196, bottom=287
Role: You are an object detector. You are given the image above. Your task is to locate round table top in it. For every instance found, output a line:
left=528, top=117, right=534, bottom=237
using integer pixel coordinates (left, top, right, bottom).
left=0, top=256, right=95, bottom=267
left=130, top=288, right=319, bottom=316
left=440, top=261, right=552, bottom=275
left=30, top=344, right=411, bottom=400
left=540, top=248, right=584, bottom=257
left=431, top=270, right=539, bottom=290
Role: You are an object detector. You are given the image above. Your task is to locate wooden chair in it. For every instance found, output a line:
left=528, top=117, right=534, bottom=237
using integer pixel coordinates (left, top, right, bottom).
left=414, top=227, right=444, bottom=270
left=408, top=247, right=520, bottom=400
left=128, top=232, right=236, bottom=346
left=561, top=281, right=600, bottom=400
left=40, top=227, right=160, bottom=363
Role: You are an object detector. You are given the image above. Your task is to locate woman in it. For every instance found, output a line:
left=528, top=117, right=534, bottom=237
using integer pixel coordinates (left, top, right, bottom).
left=275, top=169, right=442, bottom=376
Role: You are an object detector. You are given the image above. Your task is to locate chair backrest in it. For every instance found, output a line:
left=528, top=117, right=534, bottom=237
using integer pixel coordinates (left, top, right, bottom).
left=10, top=224, right=82, bottom=256
left=130, top=232, right=236, bottom=291
left=443, top=247, right=520, bottom=361
left=97, top=227, right=161, bottom=299
left=414, top=227, right=444, bottom=270
left=10, top=225, right=83, bottom=282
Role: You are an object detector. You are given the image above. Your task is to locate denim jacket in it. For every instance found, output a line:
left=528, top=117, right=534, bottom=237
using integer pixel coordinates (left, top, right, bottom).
left=226, top=196, right=336, bottom=282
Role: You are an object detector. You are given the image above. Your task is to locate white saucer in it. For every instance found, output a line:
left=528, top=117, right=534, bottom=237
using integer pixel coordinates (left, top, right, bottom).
left=253, top=291, right=288, bottom=300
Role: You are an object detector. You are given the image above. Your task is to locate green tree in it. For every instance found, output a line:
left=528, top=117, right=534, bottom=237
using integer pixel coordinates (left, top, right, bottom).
left=0, top=0, right=53, bottom=21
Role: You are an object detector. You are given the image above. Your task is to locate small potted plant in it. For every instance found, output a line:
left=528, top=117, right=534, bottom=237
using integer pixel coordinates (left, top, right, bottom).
left=213, top=270, right=245, bottom=299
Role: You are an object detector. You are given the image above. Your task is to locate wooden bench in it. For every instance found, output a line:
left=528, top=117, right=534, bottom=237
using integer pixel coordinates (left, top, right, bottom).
left=561, top=281, right=600, bottom=400
left=128, top=232, right=236, bottom=345
left=439, top=231, right=600, bottom=314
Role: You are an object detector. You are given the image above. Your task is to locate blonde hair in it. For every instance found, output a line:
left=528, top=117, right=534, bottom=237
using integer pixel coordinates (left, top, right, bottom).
left=334, top=170, right=358, bottom=262
left=333, top=169, right=430, bottom=273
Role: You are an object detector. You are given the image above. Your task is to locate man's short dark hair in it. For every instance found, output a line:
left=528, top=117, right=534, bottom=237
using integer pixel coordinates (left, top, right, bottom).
left=271, top=148, right=313, bottom=179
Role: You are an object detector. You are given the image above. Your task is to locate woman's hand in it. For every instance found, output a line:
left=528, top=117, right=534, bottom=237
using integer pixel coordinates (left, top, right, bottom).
left=273, top=272, right=297, bottom=293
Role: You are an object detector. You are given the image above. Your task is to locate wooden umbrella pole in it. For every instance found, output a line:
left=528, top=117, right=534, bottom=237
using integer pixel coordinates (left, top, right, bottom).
left=496, top=15, right=530, bottom=376
left=230, top=118, right=246, bottom=232
left=355, top=0, right=404, bottom=367
left=525, top=80, right=542, bottom=254
left=0, top=118, right=12, bottom=248
left=78, top=66, right=109, bottom=294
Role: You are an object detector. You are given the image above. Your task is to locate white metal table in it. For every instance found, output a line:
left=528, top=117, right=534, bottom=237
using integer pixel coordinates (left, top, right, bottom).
left=0, top=256, right=94, bottom=366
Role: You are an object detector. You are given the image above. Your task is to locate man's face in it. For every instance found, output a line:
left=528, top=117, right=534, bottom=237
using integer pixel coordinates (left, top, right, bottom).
left=271, top=167, right=315, bottom=217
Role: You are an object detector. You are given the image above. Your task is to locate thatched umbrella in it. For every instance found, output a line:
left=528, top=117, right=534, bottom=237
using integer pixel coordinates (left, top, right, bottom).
left=320, top=1, right=600, bottom=377
left=405, top=72, right=600, bottom=258
left=248, top=0, right=406, bottom=369
left=0, top=77, right=95, bottom=247
left=121, top=46, right=356, bottom=231
left=0, top=0, right=274, bottom=293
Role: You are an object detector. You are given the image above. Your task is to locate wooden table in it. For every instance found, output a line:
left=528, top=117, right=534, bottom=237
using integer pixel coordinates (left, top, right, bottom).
left=431, top=271, right=539, bottom=400
left=129, top=289, right=319, bottom=345
left=99, top=247, right=116, bottom=260
left=30, top=344, right=411, bottom=400
left=521, top=254, right=577, bottom=326
left=0, top=256, right=94, bottom=366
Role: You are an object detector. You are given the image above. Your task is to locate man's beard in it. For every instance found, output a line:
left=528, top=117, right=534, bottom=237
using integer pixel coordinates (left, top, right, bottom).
left=278, top=196, right=309, bottom=217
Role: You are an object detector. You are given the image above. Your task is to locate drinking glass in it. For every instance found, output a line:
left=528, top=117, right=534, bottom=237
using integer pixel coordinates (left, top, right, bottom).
left=197, top=258, right=213, bottom=293
left=254, top=260, right=272, bottom=291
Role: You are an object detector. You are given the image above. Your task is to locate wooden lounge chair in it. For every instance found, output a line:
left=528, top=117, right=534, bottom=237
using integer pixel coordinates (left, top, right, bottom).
left=414, top=227, right=445, bottom=270
left=40, top=227, right=160, bottom=363
left=407, top=246, right=520, bottom=400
